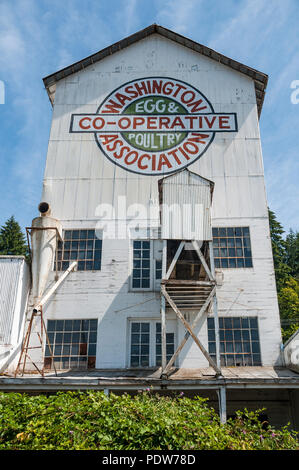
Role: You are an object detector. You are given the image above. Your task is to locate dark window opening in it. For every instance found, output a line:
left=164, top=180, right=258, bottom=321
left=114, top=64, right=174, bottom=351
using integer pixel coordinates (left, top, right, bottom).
left=166, top=240, right=210, bottom=281
left=212, top=227, right=252, bottom=268
left=45, top=319, right=98, bottom=370
left=207, top=316, right=261, bottom=366
left=130, top=321, right=175, bottom=367
left=54, top=229, right=102, bottom=271
left=130, top=322, right=150, bottom=367
left=132, top=240, right=151, bottom=289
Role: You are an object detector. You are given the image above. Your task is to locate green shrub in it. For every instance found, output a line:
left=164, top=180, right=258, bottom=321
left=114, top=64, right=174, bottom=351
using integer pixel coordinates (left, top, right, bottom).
left=0, top=391, right=298, bottom=450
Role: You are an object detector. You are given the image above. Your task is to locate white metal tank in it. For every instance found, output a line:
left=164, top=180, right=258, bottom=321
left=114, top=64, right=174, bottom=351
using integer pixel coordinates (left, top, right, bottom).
left=30, top=202, right=62, bottom=304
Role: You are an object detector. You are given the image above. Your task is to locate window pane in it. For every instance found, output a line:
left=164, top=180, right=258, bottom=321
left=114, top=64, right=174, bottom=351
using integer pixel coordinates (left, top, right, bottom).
left=132, top=323, right=140, bottom=333
left=141, top=333, right=149, bottom=343
left=131, top=334, right=139, bottom=344
left=208, top=316, right=261, bottom=367
left=131, top=344, right=139, bottom=355
left=55, top=229, right=102, bottom=271
left=212, top=227, right=252, bottom=269
left=141, top=356, right=149, bottom=367
left=45, top=318, right=97, bottom=370
left=72, top=230, right=79, bottom=239
left=141, top=323, right=150, bottom=333
left=130, top=322, right=150, bottom=367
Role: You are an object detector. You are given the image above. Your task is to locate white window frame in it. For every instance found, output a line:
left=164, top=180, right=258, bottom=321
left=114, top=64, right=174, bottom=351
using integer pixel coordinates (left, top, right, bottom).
left=130, top=239, right=154, bottom=291
left=127, top=318, right=176, bottom=368
left=54, top=228, right=103, bottom=272
left=129, top=239, right=163, bottom=292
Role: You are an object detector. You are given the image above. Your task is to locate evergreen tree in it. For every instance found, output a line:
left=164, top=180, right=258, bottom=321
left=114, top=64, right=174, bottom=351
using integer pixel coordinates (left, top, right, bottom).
left=0, top=216, right=28, bottom=257
left=285, top=229, right=299, bottom=280
left=268, top=208, right=290, bottom=291
left=268, top=209, right=299, bottom=341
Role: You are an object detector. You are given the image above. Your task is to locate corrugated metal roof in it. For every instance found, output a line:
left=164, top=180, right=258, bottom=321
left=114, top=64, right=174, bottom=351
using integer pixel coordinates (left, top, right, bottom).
left=42, top=24, right=268, bottom=116
left=0, top=258, right=22, bottom=344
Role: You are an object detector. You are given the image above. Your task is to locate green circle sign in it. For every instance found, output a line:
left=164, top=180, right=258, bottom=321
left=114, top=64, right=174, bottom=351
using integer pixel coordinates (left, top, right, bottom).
left=122, top=96, right=187, bottom=152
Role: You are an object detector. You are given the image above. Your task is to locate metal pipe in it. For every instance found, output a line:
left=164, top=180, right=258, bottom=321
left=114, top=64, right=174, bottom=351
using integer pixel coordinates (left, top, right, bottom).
left=209, top=241, right=221, bottom=371
left=218, top=386, right=227, bottom=424
left=33, top=261, right=77, bottom=312
left=161, top=240, right=167, bottom=370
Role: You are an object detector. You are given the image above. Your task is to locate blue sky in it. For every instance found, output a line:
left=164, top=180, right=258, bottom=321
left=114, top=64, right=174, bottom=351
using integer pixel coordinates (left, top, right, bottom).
left=0, top=0, right=298, bottom=234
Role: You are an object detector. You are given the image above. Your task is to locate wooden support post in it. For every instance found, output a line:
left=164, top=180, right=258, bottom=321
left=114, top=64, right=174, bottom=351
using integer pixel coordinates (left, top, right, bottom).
left=161, top=286, right=221, bottom=375
left=161, top=240, right=167, bottom=370
left=209, top=241, right=221, bottom=371
left=218, top=386, right=227, bottom=424
left=165, top=241, right=185, bottom=280
left=192, top=241, right=214, bottom=281
left=33, top=261, right=77, bottom=312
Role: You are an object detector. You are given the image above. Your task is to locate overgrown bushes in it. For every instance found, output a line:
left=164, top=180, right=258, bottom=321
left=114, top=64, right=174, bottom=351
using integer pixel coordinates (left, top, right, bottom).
left=0, top=391, right=298, bottom=450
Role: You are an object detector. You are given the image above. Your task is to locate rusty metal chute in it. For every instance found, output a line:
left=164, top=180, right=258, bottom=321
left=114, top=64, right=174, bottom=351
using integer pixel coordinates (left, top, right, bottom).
left=14, top=203, right=76, bottom=377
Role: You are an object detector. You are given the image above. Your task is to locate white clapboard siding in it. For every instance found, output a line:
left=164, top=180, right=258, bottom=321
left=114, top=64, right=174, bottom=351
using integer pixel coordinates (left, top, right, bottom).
left=37, top=33, right=282, bottom=369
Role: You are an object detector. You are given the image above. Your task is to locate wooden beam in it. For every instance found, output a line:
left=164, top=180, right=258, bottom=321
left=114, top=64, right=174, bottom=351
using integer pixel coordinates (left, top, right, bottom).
left=218, top=386, right=227, bottom=424
left=191, top=241, right=214, bottom=281
left=161, top=280, right=214, bottom=286
left=161, top=240, right=167, bottom=369
left=209, top=241, right=221, bottom=370
left=161, top=286, right=221, bottom=375
left=33, top=261, right=77, bottom=312
left=162, top=286, right=217, bottom=376
left=164, top=241, right=185, bottom=280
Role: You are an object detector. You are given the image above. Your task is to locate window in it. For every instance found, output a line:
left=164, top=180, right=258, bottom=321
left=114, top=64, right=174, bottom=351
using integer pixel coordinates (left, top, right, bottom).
left=54, top=229, right=102, bottom=271
left=132, top=241, right=151, bottom=289
left=44, top=319, right=98, bottom=370
left=130, top=322, right=150, bottom=367
left=207, top=317, right=261, bottom=366
left=131, top=240, right=162, bottom=290
left=129, top=321, right=175, bottom=368
left=212, top=227, right=252, bottom=268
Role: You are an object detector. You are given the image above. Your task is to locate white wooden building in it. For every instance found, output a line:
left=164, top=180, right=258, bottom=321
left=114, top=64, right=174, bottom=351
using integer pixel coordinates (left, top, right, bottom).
left=1, top=25, right=299, bottom=428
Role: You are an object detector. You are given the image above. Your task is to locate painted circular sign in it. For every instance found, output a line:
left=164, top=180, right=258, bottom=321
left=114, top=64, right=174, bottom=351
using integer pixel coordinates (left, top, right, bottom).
left=70, top=77, right=237, bottom=175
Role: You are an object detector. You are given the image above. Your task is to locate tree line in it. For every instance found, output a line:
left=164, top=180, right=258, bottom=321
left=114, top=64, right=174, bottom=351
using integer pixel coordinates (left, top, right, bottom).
left=268, top=210, right=299, bottom=341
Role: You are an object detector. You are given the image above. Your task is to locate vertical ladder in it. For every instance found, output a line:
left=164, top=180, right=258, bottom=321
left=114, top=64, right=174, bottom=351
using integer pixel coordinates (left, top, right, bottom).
left=14, top=306, right=56, bottom=377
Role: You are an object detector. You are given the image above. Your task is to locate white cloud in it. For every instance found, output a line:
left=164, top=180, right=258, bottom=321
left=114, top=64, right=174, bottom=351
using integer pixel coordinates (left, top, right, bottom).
left=156, top=0, right=202, bottom=34
left=123, top=0, right=138, bottom=36
left=209, top=0, right=293, bottom=67
left=0, top=0, right=297, bottom=232
left=0, top=0, right=111, bottom=228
